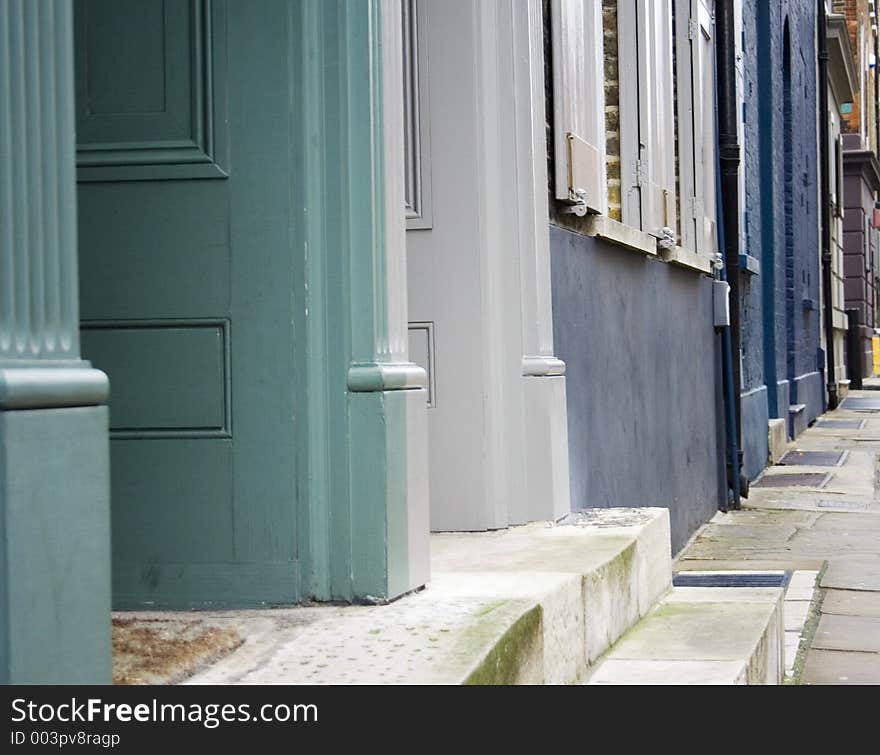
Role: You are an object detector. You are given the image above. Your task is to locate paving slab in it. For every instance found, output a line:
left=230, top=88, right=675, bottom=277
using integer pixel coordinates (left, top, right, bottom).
left=789, top=529, right=880, bottom=553
left=821, top=589, right=880, bottom=617
left=746, top=497, right=880, bottom=514
left=812, top=513, right=880, bottom=531
left=699, top=524, right=798, bottom=542
left=711, top=510, right=820, bottom=526
left=811, top=614, right=880, bottom=653
left=801, top=650, right=880, bottom=684
left=680, top=543, right=802, bottom=561
left=821, top=557, right=880, bottom=591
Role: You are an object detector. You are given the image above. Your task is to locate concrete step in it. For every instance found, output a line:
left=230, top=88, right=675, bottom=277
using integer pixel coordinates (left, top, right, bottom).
left=181, top=507, right=672, bottom=685
left=768, top=418, right=789, bottom=464
left=790, top=403, right=808, bottom=439
left=583, top=586, right=784, bottom=685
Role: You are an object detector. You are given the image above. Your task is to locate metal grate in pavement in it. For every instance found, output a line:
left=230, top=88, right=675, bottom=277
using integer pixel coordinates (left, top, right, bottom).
left=752, top=472, right=832, bottom=488
left=816, top=419, right=865, bottom=429
left=673, top=572, right=792, bottom=588
left=778, top=450, right=847, bottom=467
left=841, top=398, right=880, bottom=411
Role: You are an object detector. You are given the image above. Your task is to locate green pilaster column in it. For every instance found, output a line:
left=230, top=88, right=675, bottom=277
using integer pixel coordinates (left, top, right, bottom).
left=294, top=0, right=430, bottom=602
left=0, top=0, right=110, bottom=682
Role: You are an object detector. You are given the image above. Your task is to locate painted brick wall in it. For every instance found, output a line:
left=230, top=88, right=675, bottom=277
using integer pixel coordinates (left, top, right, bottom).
left=543, top=1, right=725, bottom=551
left=740, top=0, right=822, bottom=476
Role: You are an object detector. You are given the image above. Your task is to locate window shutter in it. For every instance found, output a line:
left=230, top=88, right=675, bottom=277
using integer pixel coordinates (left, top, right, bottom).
left=639, top=0, right=677, bottom=235
left=676, top=0, right=717, bottom=255
left=620, top=0, right=677, bottom=234
left=550, top=0, right=606, bottom=214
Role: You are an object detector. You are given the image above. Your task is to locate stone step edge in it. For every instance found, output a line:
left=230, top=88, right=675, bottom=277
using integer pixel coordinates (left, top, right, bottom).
left=581, top=586, right=785, bottom=685
left=441, top=510, right=674, bottom=684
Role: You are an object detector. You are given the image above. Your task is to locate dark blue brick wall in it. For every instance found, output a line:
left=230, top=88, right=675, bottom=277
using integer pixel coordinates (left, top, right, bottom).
left=740, top=0, right=822, bottom=479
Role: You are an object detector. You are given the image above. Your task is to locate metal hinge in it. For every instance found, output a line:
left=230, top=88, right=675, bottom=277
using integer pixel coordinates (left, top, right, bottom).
left=688, top=19, right=699, bottom=40
left=560, top=188, right=588, bottom=217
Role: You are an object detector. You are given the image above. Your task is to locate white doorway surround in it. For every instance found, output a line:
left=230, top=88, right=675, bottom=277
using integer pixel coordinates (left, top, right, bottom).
left=404, top=0, right=570, bottom=531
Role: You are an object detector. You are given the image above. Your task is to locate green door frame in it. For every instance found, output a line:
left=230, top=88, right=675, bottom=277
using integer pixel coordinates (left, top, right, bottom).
left=294, top=0, right=429, bottom=601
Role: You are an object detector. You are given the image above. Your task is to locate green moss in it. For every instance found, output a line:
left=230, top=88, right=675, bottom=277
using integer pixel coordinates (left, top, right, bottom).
left=463, top=605, right=543, bottom=685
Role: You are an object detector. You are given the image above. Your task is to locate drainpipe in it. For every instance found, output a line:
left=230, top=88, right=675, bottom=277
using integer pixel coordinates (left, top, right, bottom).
left=716, top=169, right=741, bottom=511
left=716, top=0, right=745, bottom=504
left=819, top=1, right=838, bottom=409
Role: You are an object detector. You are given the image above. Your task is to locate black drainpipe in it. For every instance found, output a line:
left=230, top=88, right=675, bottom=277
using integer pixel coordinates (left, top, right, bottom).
left=818, top=1, right=838, bottom=409
left=716, top=0, right=746, bottom=501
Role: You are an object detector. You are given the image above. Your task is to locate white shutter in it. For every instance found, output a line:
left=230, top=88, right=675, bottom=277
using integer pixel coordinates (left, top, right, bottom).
left=641, top=0, right=676, bottom=235
left=676, top=0, right=717, bottom=255
left=550, top=0, right=606, bottom=214
left=620, top=0, right=676, bottom=234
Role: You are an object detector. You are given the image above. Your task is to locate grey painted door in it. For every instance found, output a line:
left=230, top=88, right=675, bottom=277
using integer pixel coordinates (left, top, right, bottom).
left=75, top=0, right=299, bottom=607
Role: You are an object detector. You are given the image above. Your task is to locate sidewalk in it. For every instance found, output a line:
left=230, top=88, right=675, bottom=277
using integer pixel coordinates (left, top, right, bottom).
left=676, top=386, right=880, bottom=684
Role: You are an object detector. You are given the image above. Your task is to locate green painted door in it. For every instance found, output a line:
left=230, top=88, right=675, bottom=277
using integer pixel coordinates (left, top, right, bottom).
left=75, top=0, right=299, bottom=607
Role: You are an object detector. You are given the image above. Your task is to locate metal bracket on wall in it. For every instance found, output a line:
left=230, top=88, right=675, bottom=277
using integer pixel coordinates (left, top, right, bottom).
left=560, top=188, right=589, bottom=217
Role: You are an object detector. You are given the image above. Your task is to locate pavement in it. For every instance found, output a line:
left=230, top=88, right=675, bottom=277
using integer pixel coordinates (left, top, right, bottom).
left=675, top=384, right=880, bottom=684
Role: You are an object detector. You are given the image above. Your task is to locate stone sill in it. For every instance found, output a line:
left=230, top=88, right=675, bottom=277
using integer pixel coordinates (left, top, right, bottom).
left=582, top=215, right=658, bottom=257
left=662, top=245, right=714, bottom=275
left=739, top=253, right=761, bottom=275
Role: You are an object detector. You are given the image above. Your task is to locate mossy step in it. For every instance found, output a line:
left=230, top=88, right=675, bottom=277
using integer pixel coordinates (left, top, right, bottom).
left=584, top=586, right=784, bottom=685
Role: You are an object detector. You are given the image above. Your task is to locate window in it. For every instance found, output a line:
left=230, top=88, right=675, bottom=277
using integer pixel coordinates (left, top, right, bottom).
left=549, top=0, right=718, bottom=266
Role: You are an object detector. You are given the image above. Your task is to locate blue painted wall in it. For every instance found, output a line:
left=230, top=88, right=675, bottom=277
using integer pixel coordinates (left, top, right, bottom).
left=549, top=226, right=725, bottom=554
left=740, top=0, right=823, bottom=479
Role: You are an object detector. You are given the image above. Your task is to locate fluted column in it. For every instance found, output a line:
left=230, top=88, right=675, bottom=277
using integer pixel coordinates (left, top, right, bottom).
left=0, top=0, right=109, bottom=683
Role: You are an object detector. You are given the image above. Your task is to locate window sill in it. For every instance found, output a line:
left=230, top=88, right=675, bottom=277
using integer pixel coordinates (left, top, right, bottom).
left=738, top=253, right=761, bottom=275
left=661, top=245, right=714, bottom=275
left=582, top=215, right=658, bottom=257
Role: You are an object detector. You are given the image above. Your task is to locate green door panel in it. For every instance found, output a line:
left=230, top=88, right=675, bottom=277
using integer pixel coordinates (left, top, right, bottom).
left=110, top=440, right=234, bottom=563
left=76, top=0, right=299, bottom=607
left=80, top=325, right=227, bottom=432
left=78, top=182, right=230, bottom=318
